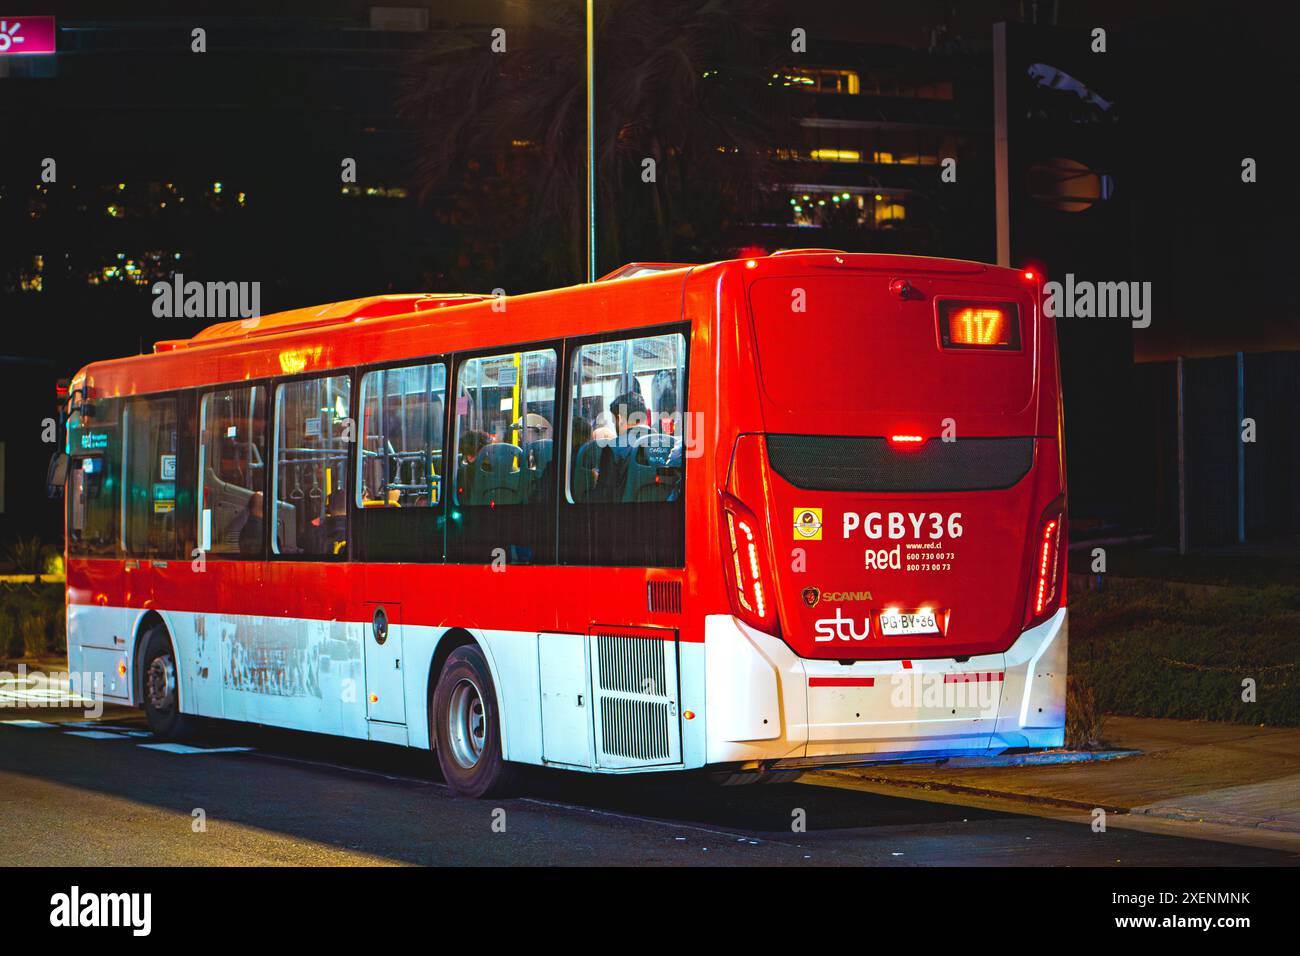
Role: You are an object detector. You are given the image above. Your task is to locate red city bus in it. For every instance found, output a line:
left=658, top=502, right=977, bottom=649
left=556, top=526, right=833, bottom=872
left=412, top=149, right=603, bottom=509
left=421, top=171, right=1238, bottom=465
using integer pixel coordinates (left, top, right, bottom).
left=61, top=250, right=1067, bottom=796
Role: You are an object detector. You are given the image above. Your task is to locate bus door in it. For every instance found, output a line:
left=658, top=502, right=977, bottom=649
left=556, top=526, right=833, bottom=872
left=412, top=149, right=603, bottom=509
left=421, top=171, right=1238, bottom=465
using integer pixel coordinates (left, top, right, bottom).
left=122, top=396, right=181, bottom=612
left=362, top=601, right=406, bottom=726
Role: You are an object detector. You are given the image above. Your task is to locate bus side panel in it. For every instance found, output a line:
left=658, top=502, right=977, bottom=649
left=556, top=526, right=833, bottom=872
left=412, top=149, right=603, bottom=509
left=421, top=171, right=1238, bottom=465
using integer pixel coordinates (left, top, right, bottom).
left=66, top=560, right=130, bottom=703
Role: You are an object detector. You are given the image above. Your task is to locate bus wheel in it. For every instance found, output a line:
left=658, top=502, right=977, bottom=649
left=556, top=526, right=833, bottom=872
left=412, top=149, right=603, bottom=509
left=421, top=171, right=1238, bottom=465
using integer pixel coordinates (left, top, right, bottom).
left=431, top=645, right=518, bottom=798
left=140, top=626, right=194, bottom=738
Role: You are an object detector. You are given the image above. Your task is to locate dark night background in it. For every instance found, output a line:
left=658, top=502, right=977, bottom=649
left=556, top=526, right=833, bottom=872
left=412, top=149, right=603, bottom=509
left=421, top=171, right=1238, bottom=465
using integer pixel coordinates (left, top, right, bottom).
left=2, top=0, right=1297, bottom=550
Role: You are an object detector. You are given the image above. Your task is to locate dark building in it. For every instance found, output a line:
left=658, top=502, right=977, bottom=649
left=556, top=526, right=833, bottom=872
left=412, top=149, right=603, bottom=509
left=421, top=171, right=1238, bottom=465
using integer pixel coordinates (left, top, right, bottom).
left=2, top=1, right=1297, bottom=550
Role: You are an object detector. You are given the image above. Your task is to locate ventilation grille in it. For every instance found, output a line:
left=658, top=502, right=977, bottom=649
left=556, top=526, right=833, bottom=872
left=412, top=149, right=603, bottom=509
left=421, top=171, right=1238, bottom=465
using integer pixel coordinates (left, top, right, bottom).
left=766, top=435, right=1035, bottom=493
left=596, top=631, right=667, bottom=695
left=646, top=580, right=682, bottom=614
left=599, top=698, right=671, bottom=762
left=590, top=629, right=681, bottom=768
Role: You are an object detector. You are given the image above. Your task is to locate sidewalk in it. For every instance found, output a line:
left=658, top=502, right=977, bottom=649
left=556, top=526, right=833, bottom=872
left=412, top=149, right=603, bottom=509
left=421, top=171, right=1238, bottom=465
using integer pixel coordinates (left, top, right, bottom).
left=819, top=716, right=1300, bottom=833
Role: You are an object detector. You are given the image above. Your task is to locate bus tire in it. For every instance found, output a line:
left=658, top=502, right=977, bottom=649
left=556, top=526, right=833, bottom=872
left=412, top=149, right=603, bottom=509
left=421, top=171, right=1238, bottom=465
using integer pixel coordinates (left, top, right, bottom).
left=140, top=625, right=196, bottom=739
left=431, top=644, right=519, bottom=798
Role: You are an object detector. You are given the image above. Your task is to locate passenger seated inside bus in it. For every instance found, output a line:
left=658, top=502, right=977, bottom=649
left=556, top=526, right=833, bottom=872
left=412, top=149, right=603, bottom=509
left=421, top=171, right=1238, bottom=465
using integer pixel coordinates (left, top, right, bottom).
left=239, top=492, right=264, bottom=556
left=307, top=490, right=347, bottom=556
left=584, top=390, right=643, bottom=502
left=567, top=332, right=686, bottom=507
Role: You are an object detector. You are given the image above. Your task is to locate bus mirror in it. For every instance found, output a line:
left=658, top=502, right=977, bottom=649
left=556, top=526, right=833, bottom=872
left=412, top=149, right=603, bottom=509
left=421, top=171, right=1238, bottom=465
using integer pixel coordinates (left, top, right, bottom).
left=46, top=452, right=68, bottom=499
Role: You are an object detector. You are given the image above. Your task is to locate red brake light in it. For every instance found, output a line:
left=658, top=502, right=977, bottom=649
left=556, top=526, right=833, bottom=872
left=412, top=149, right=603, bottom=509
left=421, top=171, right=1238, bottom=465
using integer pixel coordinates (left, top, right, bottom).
left=720, top=492, right=779, bottom=635
left=938, top=300, right=1021, bottom=350
left=1024, top=497, right=1066, bottom=628
left=888, top=433, right=925, bottom=449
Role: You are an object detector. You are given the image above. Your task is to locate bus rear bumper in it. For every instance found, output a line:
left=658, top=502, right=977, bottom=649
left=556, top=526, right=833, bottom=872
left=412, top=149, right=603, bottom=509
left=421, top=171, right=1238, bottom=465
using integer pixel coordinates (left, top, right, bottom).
left=702, top=608, right=1067, bottom=769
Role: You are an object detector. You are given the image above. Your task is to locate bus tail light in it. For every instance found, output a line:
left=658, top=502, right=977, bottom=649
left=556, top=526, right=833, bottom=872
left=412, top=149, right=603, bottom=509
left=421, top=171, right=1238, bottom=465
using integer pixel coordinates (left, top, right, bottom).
left=720, top=492, right=780, bottom=635
left=888, top=432, right=925, bottom=450
left=1024, top=496, right=1067, bottom=629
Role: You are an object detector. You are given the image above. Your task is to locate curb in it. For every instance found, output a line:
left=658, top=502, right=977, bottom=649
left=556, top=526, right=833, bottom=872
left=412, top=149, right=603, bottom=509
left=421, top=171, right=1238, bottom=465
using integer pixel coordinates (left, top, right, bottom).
left=1132, top=806, right=1300, bottom=833
left=816, top=769, right=1133, bottom=814
left=941, top=749, right=1141, bottom=768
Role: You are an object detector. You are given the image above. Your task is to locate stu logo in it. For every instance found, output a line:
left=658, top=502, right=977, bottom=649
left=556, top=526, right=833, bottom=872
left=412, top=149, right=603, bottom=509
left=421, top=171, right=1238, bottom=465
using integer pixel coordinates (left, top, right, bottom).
left=814, top=607, right=870, bottom=642
left=49, top=886, right=152, bottom=937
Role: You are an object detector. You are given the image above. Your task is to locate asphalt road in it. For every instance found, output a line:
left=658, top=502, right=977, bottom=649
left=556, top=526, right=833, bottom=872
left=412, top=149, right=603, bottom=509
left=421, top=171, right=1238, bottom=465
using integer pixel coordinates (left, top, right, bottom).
left=2, top=702, right=1296, bottom=866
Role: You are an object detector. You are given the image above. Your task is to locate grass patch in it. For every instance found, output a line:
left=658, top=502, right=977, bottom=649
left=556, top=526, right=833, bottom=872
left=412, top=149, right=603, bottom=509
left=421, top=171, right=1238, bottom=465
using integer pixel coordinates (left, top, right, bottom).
left=1069, top=580, right=1300, bottom=726
left=1069, top=546, right=1300, bottom=588
left=0, top=582, right=66, bottom=661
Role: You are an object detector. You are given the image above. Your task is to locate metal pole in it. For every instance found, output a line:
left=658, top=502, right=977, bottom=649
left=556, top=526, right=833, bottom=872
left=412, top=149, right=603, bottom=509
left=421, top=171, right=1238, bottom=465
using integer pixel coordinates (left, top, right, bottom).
left=1237, top=351, right=1246, bottom=544
left=992, top=22, right=1011, bottom=267
left=585, top=0, right=596, bottom=283
left=1176, top=356, right=1187, bottom=555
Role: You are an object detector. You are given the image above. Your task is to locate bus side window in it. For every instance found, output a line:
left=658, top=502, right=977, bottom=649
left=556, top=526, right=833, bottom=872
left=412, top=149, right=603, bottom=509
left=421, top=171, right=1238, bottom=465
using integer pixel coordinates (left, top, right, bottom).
left=561, top=332, right=687, bottom=567
left=358, top=363, right=446, bottom=509
left=197, top=385, right=268, bottom=556
left=449, top=348, right=557, bottom=564
left=123, top=395, right=180, bottom=559
left=272, top=375, right=351, bottom=559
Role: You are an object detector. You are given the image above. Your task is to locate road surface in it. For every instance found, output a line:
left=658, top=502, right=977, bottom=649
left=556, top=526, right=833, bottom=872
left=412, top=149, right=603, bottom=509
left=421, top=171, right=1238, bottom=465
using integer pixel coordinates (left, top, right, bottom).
left=2, top=701, right=1296, bottom=866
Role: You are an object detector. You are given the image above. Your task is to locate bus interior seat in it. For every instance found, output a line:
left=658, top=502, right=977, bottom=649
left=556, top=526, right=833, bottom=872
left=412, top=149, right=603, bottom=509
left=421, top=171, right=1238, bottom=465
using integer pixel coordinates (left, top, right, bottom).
left=205, top=466, right=252, bottom=545
left=571, top=439, right=604, bottom=502
left=523, top=438, right=552, bottom=497
left=623, top=434, right=682, bottom=503
left=468, top=442, right=526, bottom=506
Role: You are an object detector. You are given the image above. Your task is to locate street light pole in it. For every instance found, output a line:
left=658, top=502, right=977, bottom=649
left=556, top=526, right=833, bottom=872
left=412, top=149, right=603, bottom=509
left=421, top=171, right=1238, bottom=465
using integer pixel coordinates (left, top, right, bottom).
left=585, top=0, right=596, bottom=283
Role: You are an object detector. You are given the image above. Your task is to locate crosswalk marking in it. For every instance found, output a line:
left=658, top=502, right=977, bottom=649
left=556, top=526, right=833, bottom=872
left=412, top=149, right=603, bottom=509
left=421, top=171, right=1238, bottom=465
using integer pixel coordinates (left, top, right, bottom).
left=2, top=717, right=254, bottom=755
left=139, top=743, right=254, bottom=755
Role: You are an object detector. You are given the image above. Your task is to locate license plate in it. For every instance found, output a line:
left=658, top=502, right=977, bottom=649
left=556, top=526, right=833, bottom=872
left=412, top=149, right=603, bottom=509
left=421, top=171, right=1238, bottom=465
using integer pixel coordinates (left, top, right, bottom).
left=879, top=609, right=941, bottom=636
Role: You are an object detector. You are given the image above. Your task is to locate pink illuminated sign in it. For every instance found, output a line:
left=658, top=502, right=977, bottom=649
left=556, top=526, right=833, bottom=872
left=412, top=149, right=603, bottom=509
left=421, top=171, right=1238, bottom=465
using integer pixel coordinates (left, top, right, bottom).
left=0, top=16, right=56, bottom=55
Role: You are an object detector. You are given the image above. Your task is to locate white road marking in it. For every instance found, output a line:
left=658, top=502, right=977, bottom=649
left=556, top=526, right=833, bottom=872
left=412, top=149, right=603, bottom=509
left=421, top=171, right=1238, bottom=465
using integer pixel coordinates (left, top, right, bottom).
left=66, top=730, right=127, bottom=740
left=139, top=743, right=254, bottom=755
left=0, top=719, right=59, bottom=728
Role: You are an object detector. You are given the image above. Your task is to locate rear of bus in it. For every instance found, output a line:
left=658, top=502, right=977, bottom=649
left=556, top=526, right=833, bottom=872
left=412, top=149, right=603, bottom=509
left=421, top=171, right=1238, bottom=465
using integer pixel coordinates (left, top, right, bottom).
left=700, top=252, right=1067, bottom=771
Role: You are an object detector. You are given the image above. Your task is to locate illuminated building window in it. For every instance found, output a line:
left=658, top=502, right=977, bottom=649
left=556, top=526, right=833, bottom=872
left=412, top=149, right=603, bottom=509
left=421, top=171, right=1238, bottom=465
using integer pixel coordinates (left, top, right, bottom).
left=340, top=184, right=410, bottom=199
left=773, top=68, right=861, bottom=94
left=19, top=255, right=44, bottom=292
left=809, top=148, right=861, bottom=163
left=782, top=190, right=906, bottom=230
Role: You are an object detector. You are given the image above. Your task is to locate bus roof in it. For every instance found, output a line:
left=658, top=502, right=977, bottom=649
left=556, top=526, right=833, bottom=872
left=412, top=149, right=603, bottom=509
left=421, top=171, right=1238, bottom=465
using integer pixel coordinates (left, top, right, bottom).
left=153, top=293, right=492, bottom=353
left=71, top=251, right=1027, bottom=396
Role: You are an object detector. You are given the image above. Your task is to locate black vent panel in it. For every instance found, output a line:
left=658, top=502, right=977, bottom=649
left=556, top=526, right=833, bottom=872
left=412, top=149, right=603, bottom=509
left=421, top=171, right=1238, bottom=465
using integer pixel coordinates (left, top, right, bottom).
left=765, top=435, right=1035, bottom=493
left=647, top=580, right=682, bottom=614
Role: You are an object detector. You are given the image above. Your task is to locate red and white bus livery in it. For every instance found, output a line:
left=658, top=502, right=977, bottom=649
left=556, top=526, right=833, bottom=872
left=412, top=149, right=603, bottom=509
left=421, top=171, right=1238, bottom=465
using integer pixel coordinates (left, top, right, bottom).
left=61, top=251, right=1067, bottom=796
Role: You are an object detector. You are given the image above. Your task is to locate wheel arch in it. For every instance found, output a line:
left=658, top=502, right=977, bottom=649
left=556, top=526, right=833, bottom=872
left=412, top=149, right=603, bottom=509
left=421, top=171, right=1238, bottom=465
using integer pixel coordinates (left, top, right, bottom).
left=425, top=627, right=511, bottom=757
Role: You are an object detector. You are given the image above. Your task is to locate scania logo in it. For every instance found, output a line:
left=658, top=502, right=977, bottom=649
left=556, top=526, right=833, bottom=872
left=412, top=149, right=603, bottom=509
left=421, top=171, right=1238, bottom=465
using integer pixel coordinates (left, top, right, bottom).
left=802, top=588, right=873, bottom=608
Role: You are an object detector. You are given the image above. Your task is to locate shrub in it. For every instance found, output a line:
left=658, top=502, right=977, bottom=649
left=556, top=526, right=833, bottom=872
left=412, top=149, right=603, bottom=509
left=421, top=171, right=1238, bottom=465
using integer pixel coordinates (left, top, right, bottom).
left=0, top=582, right=66, bottom=661
left=6, top=537, right=51, bottom=580
left=1065, top=672, right=1107, bottom=750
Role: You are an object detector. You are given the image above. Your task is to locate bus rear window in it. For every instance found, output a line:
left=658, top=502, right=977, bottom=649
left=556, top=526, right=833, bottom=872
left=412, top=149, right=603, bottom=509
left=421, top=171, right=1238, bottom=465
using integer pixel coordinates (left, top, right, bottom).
left=749, top=275, right=1033, bottom=415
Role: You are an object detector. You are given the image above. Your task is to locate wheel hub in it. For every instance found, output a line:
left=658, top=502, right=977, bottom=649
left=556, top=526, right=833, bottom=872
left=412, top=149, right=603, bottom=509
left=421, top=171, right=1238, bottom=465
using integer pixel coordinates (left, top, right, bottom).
left=447, top=678, right=486, bottom=770
left=147, top=653, right=177, bottom=713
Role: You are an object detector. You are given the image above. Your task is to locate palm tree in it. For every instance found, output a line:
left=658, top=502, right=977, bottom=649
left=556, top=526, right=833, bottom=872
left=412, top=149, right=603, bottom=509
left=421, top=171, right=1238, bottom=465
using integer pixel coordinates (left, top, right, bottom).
left=402, top=0, right=787, bottom=287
